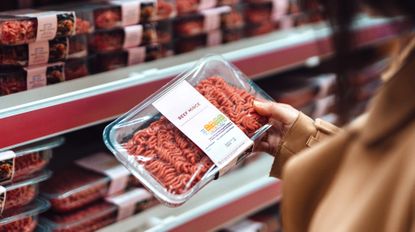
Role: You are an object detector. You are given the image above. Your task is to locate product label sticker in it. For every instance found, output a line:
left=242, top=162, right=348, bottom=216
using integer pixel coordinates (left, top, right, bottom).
left=127, top=47, right=146, bottom=65
left=29, top=12, right=58, bottom=41
left=76, top=153, right=130, bottom=196
left=272, top=0, right=289, bottom=22
left=201, top=6, right=230, bottom=32
left=0, top=186, right=6, bottom=214
left=0, top=151, right=16, bottom=185
left=123, top=25, right=143, bottom=48
left=280, top=16, right=294, bottom=29
left=199, top=0, right=217, bottom=10
left=113, top=0, right=141, bottom=26
left=28, top=41, right=50, bottom=65
left=25, top=66, right=47, bottom=90
left=106, top=188, right=152, bottom=221
left=153, top=81, right=253, bottom=175
left=207, top=30, right=222, bottom=46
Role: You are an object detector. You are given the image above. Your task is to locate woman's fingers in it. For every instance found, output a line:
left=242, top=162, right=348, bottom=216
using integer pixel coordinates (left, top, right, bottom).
left=253, top=101, right=299, bottom=125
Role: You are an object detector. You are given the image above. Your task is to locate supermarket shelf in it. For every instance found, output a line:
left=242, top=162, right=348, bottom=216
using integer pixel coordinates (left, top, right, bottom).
left=0, top=16, right=406, bottom=149
left=98, top=155, right=281, bottom=232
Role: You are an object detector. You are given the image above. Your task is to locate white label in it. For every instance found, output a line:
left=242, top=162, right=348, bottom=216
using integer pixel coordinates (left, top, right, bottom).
left=113, top=0, right=141, bottom=26
left=202, top=6, right=230, bottom=32
left=25, top=66, right=47, bottom=90
left=127, top=47, right=146, bottom=65
left=29, top=13, right=58, bottom=41
left=106, top=188, right=151, bottom=221
left=198, top=0, right=217, bottom=10
left=272, top=0, right=289, bottom=22
left=207, top=30, right=222, bottom=46
left=0, top=186, right=6, bottom=214
left=0, top=151, right=16, bottom=184
left=153, top=81, right=253, bottom=174
left=76, top=153, right=130, bottom=196
left=280, top=16, right=294, bottom=29
left=28, top=41, right=50, bottom=65
left=123, top=25, right=143, bottom=48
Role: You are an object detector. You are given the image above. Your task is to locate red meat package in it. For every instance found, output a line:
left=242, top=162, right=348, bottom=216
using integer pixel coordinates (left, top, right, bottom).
left=104, top=55, right=274, bottom=206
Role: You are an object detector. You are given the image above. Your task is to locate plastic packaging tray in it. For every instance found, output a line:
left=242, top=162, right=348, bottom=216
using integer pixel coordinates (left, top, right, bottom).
left=88, top=23, right=158, bottom=52
left=0, top=137, right=63, bottom=184
left=103, top=55, right=273, bottom=206
left=93, top=44, right=161, bottom=72
left=0, top=11, right=75, bottom=46
left=0, top=198, right=50, bottom=232
left=0, top=37, right=68, bottom=66
left=64, top=57, right=90, bottom=81
left=2, top=170, right=51, bottom=212
left=0, top=62, right=65, bottom=96
left=174, top=6, right=234, bottom=37
left=40, top=188, right=157, bottom=232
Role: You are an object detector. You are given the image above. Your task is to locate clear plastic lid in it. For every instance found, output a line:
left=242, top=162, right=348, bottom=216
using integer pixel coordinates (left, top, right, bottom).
left=5, top=170, right=52, bottom=192
left=0, top=198, right=50, bottom=225
left=11, top=137, right=64, bottom=159
left=104, top=55, right=273, bottom=206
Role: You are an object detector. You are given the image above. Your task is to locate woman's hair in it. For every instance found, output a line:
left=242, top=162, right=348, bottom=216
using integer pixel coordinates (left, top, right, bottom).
left=303, top=0, right=415, bottom=124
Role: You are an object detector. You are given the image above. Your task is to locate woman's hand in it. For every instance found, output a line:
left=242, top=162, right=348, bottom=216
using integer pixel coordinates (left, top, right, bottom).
left=253, top=101, right=300, bottom=155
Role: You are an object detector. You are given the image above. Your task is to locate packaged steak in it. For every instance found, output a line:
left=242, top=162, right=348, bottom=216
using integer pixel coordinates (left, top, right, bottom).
left=244, top=21, right=275, bottom=37
left=0, top=137, right=63, bottom=185
left=41, top=153, right=133, bottom=212
left=40, top=188, right=157, bottom=232
left=68, top=34, right=88, bottom=59
left=176, top=0, right=218, bottom=15
left=174, top=6, right=234, bottom=37
left=103, top=55, right=274, bottom=206
left=0, top=198, right=50, bottom=232
left=0, top=62, right=65, bottom=96
left=0, top=37, right=68, bottom=66
left=0, top=170, right=51, bottom=213
left=65, top=57, right=90, bottom=81
left=88, top=23, right=158, bottom=52
left=244, top=0, right=289, bottom=24
left=93, top=44, right=161, bottom=72
left=0, top=10, right=75, bottom=46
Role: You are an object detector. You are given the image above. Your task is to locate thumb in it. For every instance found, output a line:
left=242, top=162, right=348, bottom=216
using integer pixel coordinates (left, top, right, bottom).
left=253, top=101, right=299, bottom=125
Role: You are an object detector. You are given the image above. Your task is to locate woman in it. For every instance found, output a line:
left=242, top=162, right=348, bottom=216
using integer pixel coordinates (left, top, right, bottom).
left=253, top=0, right=415, bottom=231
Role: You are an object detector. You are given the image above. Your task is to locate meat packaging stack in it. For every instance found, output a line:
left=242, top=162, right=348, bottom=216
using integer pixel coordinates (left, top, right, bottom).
left=39, top=152, right=159, bottom=232
left=0, top=138, right=64, bottom=232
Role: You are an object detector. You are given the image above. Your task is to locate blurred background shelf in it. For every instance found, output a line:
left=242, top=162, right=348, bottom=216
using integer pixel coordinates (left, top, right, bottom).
left=0, top=16, right=405, bottom=149
left=98, top=154, right=280, bottom=232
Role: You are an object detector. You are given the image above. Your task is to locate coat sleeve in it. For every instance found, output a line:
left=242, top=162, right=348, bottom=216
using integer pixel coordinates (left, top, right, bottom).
left=269, top=112, right=341, bottom=178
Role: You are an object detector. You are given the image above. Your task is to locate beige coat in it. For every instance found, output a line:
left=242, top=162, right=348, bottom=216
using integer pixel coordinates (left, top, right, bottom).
left=270, top=38, right=415, bottom=231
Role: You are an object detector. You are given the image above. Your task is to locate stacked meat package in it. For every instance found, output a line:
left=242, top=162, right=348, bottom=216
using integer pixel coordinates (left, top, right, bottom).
left=0, top=138, right=64, bottom=231
left=39, top=152, right=159, bottom=232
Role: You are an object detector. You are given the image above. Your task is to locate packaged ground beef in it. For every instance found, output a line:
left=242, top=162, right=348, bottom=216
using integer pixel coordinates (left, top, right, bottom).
left=40, top=188, right=157, bottom=232
left=0, top=198, right=50, bottom=232
left=174, top=6, right=234, bottom=37
left=156, top=19, right=173, bottom=44
left=176, top=0, right=218, bottom=15
left=0, top=11, right=75, bottom=46
left=64, top=57, right=90, bottom=81
left=41, top=153, right=136, bottom=212
left=104, top=55, right=274, bottom=206
left=88, top=23, right=158, bottom=52
left=0, top=170, right=51, bottom=212
left=0, top=137, right=64, bottom=184
left=93, top=44, right=161, bottom=72
left=68, top=35, right=88, bottom=59
left=156, top=0, right=176, bottom=20
left=0, top=37, right=68, bottom=66
left=0, top=62, right=65, bottom=96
